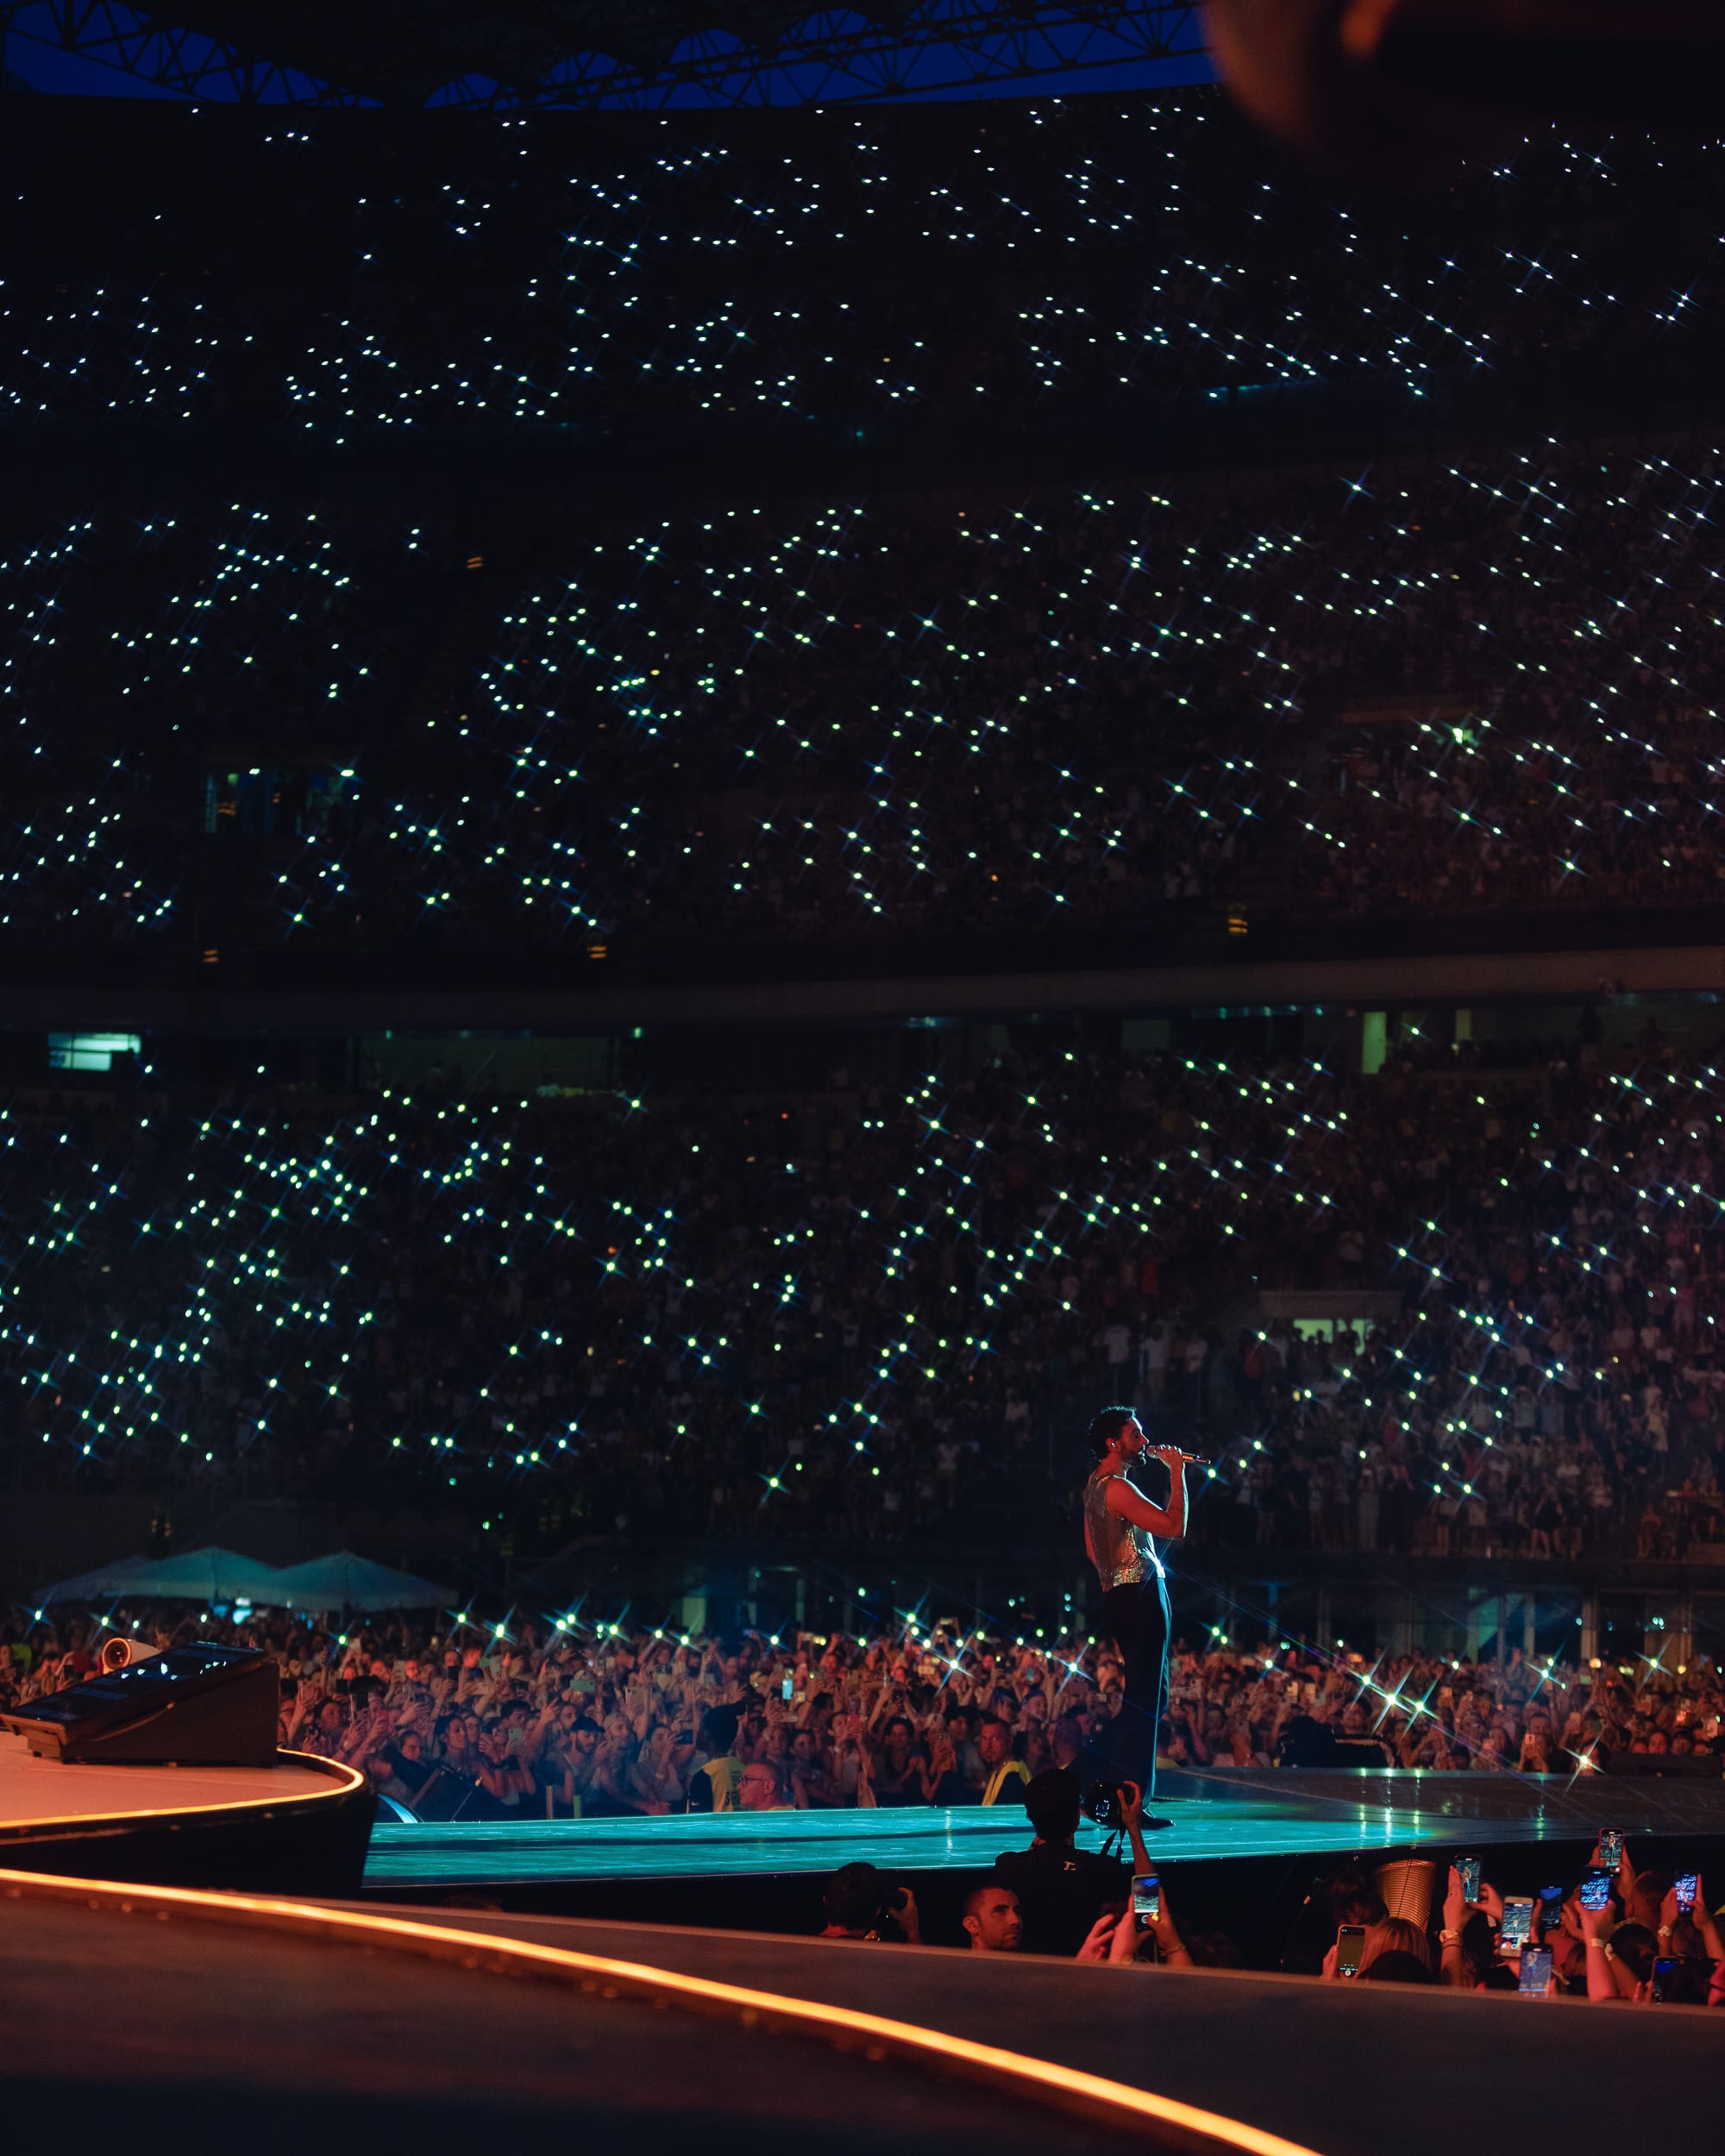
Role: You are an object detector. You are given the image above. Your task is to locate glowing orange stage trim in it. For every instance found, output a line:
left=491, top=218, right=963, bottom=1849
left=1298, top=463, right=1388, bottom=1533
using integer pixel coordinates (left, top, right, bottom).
left=0, top=1862, right=1323, bottom=2156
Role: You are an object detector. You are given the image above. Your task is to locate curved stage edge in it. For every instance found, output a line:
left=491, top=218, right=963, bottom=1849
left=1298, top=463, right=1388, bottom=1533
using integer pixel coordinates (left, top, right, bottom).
left=0, top=1863, right=1313, bottom=2156
left=0, top=1739, right=374, bottom=1895
left=351, top=1904, right=1725, bottom=2156
left=3, top=1762, right=1722, bottom=2156
left=3, top=1867, right=1722, bottom=2156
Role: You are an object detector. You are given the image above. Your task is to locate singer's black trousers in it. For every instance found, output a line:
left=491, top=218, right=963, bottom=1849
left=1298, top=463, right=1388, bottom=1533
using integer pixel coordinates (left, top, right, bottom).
left=1101, top=1571, right=1171, bottom=1802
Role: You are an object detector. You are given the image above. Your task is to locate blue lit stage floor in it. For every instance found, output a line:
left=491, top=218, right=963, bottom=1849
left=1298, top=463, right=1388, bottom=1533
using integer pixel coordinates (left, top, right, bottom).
left=362, top=1766, right=1725, bottom=1895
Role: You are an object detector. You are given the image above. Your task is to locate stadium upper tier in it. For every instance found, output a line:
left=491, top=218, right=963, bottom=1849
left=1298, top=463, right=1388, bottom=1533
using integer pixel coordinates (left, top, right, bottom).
left=3, top=95, right=1721, bottom=435
left=3, top=444, right=1723, bottom=962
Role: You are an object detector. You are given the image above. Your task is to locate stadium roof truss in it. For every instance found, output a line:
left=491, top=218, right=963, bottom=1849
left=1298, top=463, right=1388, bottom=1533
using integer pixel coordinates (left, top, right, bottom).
left=0, top=0, right=1208, bottom=106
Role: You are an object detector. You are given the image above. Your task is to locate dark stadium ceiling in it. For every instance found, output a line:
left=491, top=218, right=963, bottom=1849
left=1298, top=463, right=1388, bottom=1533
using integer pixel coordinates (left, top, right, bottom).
left=0, top=0, right=1208, bottom=105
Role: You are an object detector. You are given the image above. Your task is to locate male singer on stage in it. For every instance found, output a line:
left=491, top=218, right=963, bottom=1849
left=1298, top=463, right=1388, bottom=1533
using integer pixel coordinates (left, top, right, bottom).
left=1082, top=1407, right=1198, bottom=1817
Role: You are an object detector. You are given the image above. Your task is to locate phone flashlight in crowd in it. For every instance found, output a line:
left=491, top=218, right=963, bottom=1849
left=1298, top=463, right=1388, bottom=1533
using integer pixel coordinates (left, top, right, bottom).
left=1132, top=1873, right=1161, bottom=1931
left=1456, top=1854, right=1481, bottom=1903
left=1517, top=1945, right=1552, bottom=1995
left=1579, top=1871, right=1614, bottom=1915
left=1597, top=1828, right=1624, bottom=1871
left=1498, top=1896, right=1534, bottom=1948
left=1651, top=1957, right=1681, bottom=2003
left=1676, top=1872, right=1699, bottom=1913
left=1335, top=1923, right=1365, bottom=1977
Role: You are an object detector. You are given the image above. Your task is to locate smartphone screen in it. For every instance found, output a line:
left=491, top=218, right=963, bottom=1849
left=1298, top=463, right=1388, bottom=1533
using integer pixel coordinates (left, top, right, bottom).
left=1579, top=1870, right=1613, bottom=1915
left=1651, top=1957, right=1681, bottom=2002
left=1132, top=1874, right=1161, bottom=1931
left=781, top=1675, right=794, bottom=1701
left=1517, top=1946, right=1552, bottom=1994
left=1597, top=1828, right=1623, bottom=1871
left=1676, top=1872, right=1698, bottom=1913
left=1336, top=1923, right=1365, bottom=1977
left=1457, top=1855, right=1482, bottom=1903
left=1500, top=1896, right=1534, bottom=1948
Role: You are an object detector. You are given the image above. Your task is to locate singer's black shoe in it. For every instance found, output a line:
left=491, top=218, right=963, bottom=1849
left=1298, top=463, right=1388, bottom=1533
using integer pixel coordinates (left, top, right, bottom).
left=1142, top=1814, right=1175, bottom=1830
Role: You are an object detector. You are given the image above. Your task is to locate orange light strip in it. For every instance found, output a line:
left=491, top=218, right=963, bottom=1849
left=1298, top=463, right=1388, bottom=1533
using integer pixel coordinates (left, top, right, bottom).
left=0, top=1863, right=1321, bottom=2156
left=0, top=1752, right=366, bottom=1836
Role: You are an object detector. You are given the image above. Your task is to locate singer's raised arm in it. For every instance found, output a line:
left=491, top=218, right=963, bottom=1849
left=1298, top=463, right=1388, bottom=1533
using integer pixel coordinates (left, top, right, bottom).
left=1101, top=1449, right=1195, bottom=1540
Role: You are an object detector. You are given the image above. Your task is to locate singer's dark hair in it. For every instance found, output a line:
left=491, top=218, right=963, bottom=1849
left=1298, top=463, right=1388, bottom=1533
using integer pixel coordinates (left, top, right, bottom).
left=1086, top=1406, right=1138, bottom=1458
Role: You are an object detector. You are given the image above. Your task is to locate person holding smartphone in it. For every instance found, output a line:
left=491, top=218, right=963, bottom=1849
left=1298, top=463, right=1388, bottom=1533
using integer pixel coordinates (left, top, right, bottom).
left=1437, top=1863, right=1482, bottom=1989
left=1081, top=1405, right=1197, bottom=1814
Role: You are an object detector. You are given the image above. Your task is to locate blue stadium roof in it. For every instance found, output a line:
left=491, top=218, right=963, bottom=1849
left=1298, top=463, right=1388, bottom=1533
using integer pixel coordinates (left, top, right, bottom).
left=0, top=0, right=1212, bottom=107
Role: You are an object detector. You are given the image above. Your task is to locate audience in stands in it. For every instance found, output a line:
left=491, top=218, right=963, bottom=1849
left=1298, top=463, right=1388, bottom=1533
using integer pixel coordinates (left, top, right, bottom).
left=9, top=450, right=1725, bottom=956
left=7, top=1029, right=1725, bottom=1581
left=10, top=99, right=1718, bottom=429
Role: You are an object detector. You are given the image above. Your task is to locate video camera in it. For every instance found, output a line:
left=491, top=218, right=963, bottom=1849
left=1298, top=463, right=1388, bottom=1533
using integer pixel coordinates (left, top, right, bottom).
left=863, top=1877, right=916, bottom=1940
left=1081, top=1777, right=1131, bottom=1831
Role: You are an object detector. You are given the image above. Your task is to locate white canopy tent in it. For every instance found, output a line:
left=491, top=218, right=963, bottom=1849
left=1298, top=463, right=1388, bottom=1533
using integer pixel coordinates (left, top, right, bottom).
left=242, top=1550, right=455, bottom=1613
left=31, top=1552, right=157, bottom=1606
left=35, top=1545, right=289, bottom=1607
left=34, top=1545, right=454, bottom=1612
left=137, top=1546, right=292, bottom=1602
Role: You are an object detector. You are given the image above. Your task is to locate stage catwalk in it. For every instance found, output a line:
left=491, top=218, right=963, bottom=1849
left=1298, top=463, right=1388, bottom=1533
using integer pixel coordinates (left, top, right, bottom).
left=363, top=1765, right=1725, bottom=1895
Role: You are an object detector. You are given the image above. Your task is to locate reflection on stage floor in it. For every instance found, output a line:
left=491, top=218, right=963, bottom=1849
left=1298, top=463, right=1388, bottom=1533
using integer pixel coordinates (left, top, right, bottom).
left=362, top=1764, right=1725, bottom=1891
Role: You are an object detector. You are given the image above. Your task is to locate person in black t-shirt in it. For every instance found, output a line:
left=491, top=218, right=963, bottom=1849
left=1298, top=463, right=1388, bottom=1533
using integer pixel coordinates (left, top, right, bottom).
left=992, top=1767, right=1157, bottom=1957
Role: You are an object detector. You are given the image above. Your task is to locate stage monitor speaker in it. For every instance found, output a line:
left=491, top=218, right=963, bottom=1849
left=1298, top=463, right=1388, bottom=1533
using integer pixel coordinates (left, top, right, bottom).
left=0, top=1643, right=279, bottom=1766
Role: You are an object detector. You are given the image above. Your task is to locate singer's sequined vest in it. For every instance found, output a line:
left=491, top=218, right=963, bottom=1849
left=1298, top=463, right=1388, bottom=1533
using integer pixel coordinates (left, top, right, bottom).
left=1084, top=1466, right=1164, bottom=1589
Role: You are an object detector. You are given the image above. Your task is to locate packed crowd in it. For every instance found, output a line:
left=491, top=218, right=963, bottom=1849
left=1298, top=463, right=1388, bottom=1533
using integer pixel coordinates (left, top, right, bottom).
left=6, top=1609, right=1720, bottom=1807
left=348, top=448, right=1725, bottom=948
left=3, top=1604, right=1717, bottom=1998
left=1306, top=1848, right=1725, bottom=2003
left=9, top=98, right=1719, bottom=430
left=942, top=1837, right=1725, bottom=2003
left=8, top=443, right=1725, bottom=956
left=9, top=1025, right=1725, bottom=1564
left=0, top=511, right=454, bottom=947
